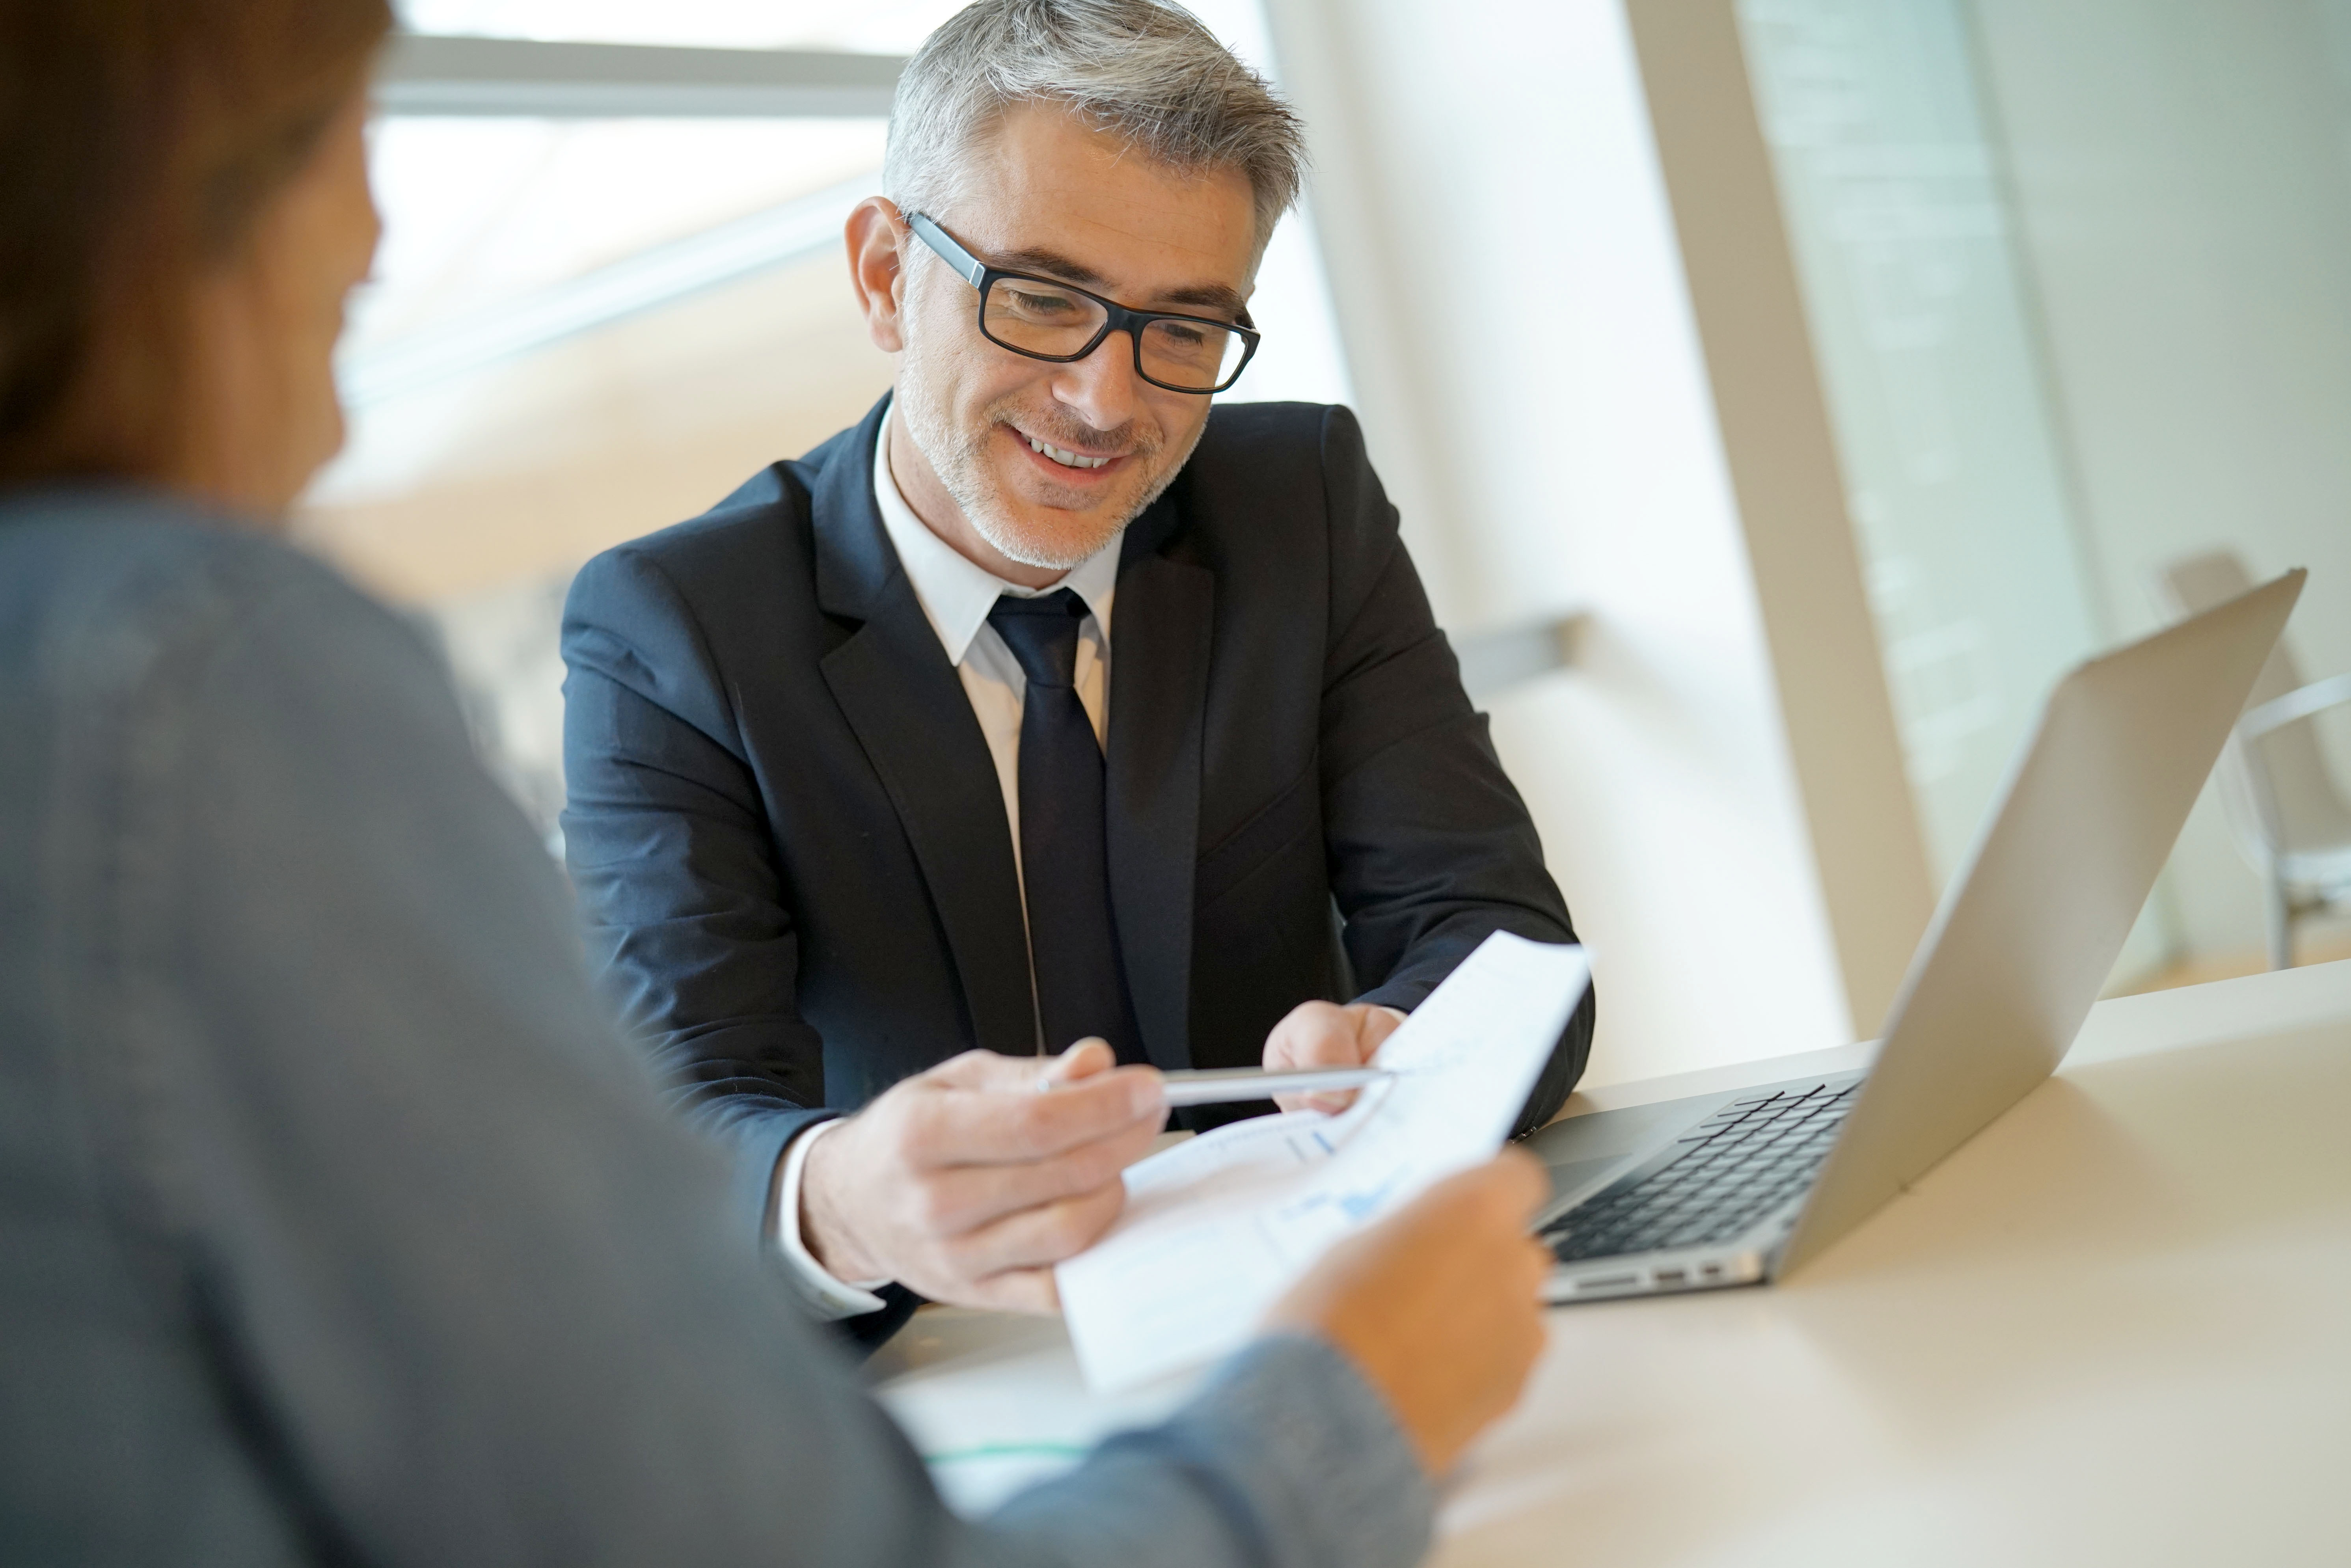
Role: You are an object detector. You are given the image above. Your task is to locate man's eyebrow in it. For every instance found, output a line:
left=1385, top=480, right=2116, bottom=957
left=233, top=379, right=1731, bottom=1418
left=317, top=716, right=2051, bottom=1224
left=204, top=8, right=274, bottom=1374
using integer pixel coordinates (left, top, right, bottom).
left=994, top=246, right=1108, bottom=287
left=1156, top=282, right=1250, bottom=316
left=993, top=246, right=1248, bottom=318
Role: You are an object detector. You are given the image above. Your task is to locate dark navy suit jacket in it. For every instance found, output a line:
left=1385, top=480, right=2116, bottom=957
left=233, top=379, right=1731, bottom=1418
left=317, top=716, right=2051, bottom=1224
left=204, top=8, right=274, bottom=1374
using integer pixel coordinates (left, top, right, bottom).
left=560, top=396, right=1596, bottom=1283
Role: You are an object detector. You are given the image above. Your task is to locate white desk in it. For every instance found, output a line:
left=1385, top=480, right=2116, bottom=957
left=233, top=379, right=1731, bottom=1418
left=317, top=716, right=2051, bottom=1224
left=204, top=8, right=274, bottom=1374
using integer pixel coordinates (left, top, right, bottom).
left=873, top=960, right=2351, bottom=1563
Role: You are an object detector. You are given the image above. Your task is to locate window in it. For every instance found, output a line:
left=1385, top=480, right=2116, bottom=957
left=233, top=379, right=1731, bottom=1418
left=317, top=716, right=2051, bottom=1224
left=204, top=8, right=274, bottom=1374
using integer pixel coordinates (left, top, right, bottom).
left=399, top=0, right=963, bottom=52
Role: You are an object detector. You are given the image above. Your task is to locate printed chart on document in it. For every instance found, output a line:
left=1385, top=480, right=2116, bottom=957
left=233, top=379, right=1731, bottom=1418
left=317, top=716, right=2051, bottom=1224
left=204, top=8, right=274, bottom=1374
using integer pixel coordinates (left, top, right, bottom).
left=1058, top=933, right=1591, bottom=1391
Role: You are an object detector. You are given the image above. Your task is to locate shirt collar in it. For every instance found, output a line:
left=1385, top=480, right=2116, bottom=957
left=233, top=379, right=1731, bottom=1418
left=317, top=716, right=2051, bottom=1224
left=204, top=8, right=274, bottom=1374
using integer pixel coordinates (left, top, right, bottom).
left=871, top=407, right=1121, bottom=665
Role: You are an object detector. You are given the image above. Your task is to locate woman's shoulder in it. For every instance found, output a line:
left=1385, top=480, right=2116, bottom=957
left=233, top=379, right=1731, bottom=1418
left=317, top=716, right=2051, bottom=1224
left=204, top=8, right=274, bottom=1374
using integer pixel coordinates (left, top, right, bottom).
left=4, top=483, right=369, bottom=614
left=0, top=484, right=457, bottom=768
left=2, top=484, right=416, bottom=670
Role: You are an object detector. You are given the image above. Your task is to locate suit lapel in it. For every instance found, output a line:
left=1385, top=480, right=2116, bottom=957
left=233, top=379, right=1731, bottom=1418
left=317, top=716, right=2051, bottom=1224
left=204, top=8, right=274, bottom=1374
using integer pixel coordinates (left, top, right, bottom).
left=814, top=401, right=1038, bottom=1058
left=1107, top=497, right=1213, bottom=1073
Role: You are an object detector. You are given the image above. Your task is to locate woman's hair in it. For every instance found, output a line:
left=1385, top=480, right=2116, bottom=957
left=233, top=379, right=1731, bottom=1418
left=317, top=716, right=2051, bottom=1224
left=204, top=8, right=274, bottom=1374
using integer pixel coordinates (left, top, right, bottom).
left=0, top=0, right=392, bottom=485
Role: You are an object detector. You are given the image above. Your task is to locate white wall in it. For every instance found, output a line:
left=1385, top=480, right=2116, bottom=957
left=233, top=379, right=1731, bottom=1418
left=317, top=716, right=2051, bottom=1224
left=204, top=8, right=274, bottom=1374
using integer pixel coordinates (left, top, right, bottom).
left=1728, top=0, right=2189, bottom=990
left=1735, top=0, right=2109, bottom=890
left=1262, top=0, right=1857, bottom=1085
left=1180, top=0, right=1357, bottom=413
left=1968, top=0, right=2351, bottom=964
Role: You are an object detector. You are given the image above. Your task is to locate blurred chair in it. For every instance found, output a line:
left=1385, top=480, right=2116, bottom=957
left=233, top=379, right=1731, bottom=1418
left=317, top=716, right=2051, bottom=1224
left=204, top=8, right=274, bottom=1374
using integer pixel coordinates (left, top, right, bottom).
left=2155, top=551, right=2351, bottom=968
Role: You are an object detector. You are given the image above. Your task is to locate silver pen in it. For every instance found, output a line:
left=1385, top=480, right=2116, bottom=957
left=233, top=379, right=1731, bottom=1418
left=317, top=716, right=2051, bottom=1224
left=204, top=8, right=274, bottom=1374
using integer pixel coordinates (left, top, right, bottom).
left=1152, top=1064, right=1392, bottom=1108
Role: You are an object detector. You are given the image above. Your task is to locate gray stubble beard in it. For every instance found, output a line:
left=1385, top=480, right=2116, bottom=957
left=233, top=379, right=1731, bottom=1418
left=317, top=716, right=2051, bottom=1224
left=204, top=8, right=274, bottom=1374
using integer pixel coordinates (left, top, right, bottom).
left=893, top=278, right=1206, bottom=572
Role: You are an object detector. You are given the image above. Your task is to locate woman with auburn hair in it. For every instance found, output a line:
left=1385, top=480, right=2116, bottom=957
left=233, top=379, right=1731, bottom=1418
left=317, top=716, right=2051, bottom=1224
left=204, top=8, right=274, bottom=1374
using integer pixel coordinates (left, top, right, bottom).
left=0, top=2, right=1552, bottom=1562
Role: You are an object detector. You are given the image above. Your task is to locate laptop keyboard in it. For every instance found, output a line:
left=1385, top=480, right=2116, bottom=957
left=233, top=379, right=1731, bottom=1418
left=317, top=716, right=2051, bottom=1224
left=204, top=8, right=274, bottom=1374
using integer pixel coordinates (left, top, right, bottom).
left=1542, top=1081, right=1862, bottom=1263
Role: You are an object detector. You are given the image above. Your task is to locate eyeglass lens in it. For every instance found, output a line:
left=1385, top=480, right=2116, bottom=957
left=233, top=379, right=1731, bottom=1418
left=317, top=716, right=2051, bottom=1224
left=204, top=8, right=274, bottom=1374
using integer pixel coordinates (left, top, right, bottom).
left=982, top=276, right=1248, bottom=391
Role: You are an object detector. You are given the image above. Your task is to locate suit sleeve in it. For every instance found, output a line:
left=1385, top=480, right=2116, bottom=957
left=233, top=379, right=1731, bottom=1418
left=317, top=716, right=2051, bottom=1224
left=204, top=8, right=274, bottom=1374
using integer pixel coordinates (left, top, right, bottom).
left=1313, top=406, right=1597, bottom=1132
left=121, top=553, right=1433, bottom=1568
left=557, top=546, right=836, bottom=1242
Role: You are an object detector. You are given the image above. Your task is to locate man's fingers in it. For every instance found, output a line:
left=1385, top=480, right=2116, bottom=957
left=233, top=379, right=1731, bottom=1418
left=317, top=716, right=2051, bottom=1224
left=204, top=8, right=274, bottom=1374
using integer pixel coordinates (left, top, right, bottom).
left=1269, top=1032, right=1367, bottom=1069
left=1267, top=1003, right=1371, bottom=1115
left=1263, top=1001, right=1369, bottom=1072
left=1269, top=1006, right=1373, bottom=1114
left=921, top=1046, right=1080, bottom=1092
left=904, top=1114, right=1159, bottom=1235
left=1263, top=1000, right=1405, bottom=1111
left=1039, top=1037, right=1116, bottom=1084
left=943, top=1182, right=1127, bottom=1278
left=898, top=1063, right=1163, bottom=1166
left=931, top=1070, right=1162, bottom=1164
left=930, top=1036, right=1110, bottom=1091
left=953, top=1266, right=1063, bottom=1316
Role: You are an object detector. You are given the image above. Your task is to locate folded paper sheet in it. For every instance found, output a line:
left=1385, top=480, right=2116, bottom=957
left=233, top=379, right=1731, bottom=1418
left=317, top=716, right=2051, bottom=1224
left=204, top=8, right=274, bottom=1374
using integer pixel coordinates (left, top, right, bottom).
left=1057, top=933, right=1592, bottom=1391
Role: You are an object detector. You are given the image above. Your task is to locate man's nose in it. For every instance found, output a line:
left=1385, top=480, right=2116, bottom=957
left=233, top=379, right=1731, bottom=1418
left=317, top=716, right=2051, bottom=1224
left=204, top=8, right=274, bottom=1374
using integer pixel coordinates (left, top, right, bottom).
left=1047, top=330, right=1146, bottom=433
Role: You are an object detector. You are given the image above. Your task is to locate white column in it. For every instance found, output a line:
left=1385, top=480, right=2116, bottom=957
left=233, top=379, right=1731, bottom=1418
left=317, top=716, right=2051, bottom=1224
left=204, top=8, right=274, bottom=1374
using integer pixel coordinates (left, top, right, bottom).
left=1262, top=0, right=1917, bottom=1078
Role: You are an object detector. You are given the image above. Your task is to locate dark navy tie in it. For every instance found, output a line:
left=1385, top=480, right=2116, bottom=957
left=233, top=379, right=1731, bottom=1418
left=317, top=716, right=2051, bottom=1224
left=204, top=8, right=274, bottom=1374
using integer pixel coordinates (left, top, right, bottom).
left=987, top=589, right=1142, bottom=1064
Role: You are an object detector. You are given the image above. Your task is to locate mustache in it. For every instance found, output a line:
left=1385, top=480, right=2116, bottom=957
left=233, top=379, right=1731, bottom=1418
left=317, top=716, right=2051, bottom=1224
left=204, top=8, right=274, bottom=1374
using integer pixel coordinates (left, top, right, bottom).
left=989, top=400, right=1161, bottom=460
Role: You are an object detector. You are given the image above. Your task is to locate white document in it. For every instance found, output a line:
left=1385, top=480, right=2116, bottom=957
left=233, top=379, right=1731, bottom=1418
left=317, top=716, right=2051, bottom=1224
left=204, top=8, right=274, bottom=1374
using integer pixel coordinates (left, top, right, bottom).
left=1056, top=933, right=1591, bottom=1391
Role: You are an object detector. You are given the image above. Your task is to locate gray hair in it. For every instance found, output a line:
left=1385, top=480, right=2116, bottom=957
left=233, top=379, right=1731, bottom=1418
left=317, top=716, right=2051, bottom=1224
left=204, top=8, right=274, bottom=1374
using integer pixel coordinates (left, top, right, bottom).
left=883, top=0, right=1307, bottom=254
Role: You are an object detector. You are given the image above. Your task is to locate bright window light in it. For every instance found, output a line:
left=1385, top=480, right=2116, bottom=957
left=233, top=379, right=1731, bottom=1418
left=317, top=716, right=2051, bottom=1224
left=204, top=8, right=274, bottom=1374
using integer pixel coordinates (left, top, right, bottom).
left=395, top=0, right=967, bottom=52
left=351, top=117, right=885, bottom=354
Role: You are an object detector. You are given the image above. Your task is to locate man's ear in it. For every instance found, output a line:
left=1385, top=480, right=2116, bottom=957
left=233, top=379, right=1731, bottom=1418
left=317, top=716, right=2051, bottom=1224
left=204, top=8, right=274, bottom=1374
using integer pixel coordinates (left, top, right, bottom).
left=846, top=197, right=909, bottom=354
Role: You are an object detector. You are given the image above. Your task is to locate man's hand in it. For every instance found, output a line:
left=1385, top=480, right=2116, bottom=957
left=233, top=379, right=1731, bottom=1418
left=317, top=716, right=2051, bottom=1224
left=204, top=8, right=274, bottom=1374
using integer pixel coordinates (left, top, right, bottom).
left=1261, top=1000, right=1408, bottom=1112
left=799, top=1040, right=1165, bottom=1314
left=1263, top=1153, right=1553, bottom=1477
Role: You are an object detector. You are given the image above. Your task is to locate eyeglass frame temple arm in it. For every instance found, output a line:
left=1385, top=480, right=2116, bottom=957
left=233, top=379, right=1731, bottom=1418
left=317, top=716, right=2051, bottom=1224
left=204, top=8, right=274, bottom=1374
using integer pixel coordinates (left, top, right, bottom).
left=904, top=208, right=1258, bottom=334
left=904, top=209, right=989, bottom=290
left=900, top=207, right=1261, bottom=392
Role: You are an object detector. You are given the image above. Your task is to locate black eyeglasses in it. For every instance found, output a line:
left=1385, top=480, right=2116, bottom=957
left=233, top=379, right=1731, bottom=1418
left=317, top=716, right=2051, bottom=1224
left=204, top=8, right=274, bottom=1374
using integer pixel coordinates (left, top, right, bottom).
left=904, top=210, right=1261, bottom=395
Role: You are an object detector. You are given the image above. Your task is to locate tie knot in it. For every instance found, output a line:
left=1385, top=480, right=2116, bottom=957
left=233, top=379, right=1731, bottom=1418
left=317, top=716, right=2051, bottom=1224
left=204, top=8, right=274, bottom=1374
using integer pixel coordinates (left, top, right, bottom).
left=987, top=588, right=1088, bottom=689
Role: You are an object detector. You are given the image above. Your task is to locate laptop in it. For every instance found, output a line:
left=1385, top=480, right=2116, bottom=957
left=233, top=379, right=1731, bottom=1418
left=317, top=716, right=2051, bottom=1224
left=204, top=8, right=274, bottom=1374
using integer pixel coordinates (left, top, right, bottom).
left=1530, top=568, right=2306, bottom=1303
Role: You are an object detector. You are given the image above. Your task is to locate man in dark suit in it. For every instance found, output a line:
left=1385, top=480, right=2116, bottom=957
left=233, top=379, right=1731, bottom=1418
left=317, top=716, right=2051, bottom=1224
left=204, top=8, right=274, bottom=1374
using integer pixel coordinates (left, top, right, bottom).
left=561, top=0, right=1594, bottom=1339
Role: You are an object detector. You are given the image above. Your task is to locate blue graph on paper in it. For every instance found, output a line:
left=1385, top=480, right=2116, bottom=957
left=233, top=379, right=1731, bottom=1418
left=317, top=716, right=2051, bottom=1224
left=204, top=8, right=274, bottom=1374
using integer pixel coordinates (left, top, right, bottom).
left=1057, top=934, right=1592, bottom=1391
left=1264, top=1167, right=1408, bottom=1253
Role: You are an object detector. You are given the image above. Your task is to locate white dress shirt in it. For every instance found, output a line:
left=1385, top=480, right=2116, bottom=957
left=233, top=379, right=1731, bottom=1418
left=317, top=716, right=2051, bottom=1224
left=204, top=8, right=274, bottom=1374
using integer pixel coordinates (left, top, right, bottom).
left=771, top=412, right=1127, bottom=1317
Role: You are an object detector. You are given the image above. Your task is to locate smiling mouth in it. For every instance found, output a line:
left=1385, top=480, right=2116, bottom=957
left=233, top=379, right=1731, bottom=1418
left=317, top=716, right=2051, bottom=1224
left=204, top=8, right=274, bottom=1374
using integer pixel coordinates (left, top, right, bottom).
left=1019, top=430, right=1120, bottom=470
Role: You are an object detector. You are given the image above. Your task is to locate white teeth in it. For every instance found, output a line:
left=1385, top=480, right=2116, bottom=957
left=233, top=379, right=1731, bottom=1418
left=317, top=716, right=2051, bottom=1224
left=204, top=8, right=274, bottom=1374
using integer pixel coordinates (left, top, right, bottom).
left=1026, top=434, right=1111, bottom=469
